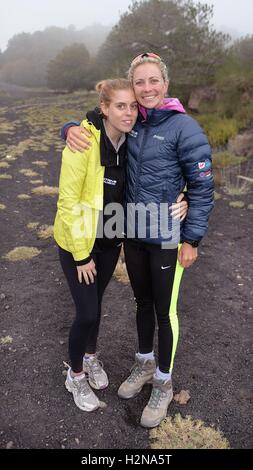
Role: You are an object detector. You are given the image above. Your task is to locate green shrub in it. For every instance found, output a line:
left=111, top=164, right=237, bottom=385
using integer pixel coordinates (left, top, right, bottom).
left=212, top=152, right=247, bottom=169
left=196, top=114, right=239, bottom=147
left=234, top=102, right=253, bottom=129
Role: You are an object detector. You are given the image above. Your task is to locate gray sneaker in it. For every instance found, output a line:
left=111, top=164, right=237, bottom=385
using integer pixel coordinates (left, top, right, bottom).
left=140, top=376, right=173, bottom=428
left=118, top=354, right=156, bottom=399
left=65, top=369, right=100, bottom=412
left=83, top=355, right=109, bottom=390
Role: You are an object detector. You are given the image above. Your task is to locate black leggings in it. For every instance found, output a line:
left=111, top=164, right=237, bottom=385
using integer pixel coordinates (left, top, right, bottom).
left=124, top=239, right=184, bottom=373
left=59, top=245, right=121, bottom=372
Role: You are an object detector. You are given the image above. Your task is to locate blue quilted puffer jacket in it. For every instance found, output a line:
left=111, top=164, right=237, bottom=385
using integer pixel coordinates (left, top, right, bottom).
left=125, top=108, right=214, bottom=245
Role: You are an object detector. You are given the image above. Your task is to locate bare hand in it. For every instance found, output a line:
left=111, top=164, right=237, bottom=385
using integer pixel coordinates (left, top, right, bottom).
left=178, top=243, right=198, bottom=268
left=170, top=193, right=188, bottom=221
left=66, top=125, right=92, bottom=152
left=77, top=259, right=97, bottom=285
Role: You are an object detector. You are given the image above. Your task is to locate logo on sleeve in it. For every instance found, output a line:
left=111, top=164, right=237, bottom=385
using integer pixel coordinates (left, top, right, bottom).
left=199, top=170, right=212, bottom=178
left=198, top=160, right=211, bottom=170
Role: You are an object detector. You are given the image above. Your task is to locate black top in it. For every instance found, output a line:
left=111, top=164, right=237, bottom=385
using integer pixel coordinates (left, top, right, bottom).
left=76, top=109, right=127, bottom=265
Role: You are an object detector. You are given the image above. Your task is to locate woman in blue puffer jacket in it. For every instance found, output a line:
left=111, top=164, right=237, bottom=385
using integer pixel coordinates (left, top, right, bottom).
left=63, top=53, right=214, bottom=428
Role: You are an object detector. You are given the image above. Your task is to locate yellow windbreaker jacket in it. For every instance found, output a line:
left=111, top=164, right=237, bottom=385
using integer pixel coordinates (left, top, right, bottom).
left=54, top=120, right=105, bottom=262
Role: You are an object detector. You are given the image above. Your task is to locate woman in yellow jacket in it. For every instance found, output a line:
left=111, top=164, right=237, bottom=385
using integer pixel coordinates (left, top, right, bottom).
left=54, top=79, right=139, bottom=412
left=54, top=78, right=187, bottom=413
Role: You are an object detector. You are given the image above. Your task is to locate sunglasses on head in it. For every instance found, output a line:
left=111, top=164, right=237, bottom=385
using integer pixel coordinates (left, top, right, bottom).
left=131, top=52, right=161, bottom=65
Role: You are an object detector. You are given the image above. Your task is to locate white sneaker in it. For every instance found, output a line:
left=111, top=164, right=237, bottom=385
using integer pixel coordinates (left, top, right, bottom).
left=65, top=369, right=100, bottom=412
left=83, top=354, right=109, bottom=390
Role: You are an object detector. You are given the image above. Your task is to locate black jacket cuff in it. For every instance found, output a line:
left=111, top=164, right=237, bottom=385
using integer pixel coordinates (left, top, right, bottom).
left=75, top=255, right=92, bottom=266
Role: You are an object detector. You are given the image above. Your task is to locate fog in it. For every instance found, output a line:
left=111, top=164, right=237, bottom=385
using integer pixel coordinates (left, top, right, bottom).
left=198, top=0, right=253, bottom=39
left=1, top=0, right=253, bottom=52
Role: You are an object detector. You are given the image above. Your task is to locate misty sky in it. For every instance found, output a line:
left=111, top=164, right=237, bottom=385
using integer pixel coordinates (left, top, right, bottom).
left=1, top=0, right=253, bottom=51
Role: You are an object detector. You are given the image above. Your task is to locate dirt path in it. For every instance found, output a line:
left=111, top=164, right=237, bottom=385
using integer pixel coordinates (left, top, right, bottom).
left=0, top=92, right=252, bottom=449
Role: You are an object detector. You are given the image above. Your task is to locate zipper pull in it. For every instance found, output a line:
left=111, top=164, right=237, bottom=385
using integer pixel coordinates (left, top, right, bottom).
left=117, top=154, right=119, bottom=166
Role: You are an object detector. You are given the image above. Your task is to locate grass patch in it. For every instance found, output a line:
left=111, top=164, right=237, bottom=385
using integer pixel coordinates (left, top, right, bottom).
left=3, top=246, right=41, bottom=261
left=0, top=122, right=16, bottom=135
left=150, top=414, right=230, bottom=449
left=27, top=222, right=40, bottom=229
left=224, top=183, right=251, bottom=196
left=222, top=168, right=252, bottom=196
left=32, top=160, right=48, bottom=167
left=0, top=162, right=10, bottom=168
left=31, top=185, right=58, bottom=196
left=0, top=204, right=6, bottom=210
left=213, top=154, right=250, bottom=194
left=247, top=204, right=253, bottom=210
left=212, top=152, right=247, bottom=169
left=30, top=179, right=43, bottom=185
left=4, top=155, right=16, bottom=161
left=229, top=201, right=245, bottom=208
left=0, top=174, right=12, bottom=179
left=17, top=194, right=31, bottom=200
left=37, top=224, right=54, bottom=239
left=214, top=192, right=222, bottom=200
left=6, top=140, right=33, bottom=158
left=0, top=336, right=13, bottom=345
left=19, top=169, right=39, bottom=177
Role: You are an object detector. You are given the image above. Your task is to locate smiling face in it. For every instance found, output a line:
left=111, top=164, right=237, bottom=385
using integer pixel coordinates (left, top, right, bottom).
left=132, top=63, right=169, bottom=109
left=101, top=88, right=138, bottom=136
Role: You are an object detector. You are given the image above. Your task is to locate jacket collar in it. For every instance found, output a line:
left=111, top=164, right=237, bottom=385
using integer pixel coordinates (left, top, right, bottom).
left=86, top=108, right=127, bottom=167
left=138, top=107, right=180, bottom=126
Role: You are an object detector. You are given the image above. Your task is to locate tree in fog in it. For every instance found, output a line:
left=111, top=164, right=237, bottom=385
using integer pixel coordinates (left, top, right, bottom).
left=233, top=35, right=253, bottom=66
left=214, top=34, right=253, bottom=116
left=95, top=0, right=229, bottom=100
left=0, top=25, right=110, bottom=87
left=1, top=29, right=73, bottom=86
left=47, top=43, right=90, bottom=92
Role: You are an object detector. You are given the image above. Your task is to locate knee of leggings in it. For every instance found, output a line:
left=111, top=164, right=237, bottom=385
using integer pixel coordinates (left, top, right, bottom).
left=75, top=312, right=98, bottom=329
left=136, top=298, right=153, bottom=308
left=157, top=315, right=173, bottom=327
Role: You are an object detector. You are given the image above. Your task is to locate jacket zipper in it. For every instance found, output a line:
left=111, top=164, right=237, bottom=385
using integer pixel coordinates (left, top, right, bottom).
left=134, top=125, right=149, bottom=202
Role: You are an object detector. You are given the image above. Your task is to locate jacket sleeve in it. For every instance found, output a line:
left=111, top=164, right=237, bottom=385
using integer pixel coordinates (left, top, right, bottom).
left=177, top=116, right=214, bottom=243
left=56, top=146, right=91, bottom=262
left=60, top=120, right=81, bottom=141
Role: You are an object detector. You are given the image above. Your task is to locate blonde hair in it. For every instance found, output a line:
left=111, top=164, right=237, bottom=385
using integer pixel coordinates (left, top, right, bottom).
left=95, top=78, right=133, bottom=106
left=127, top=54, right=169, bottom=83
